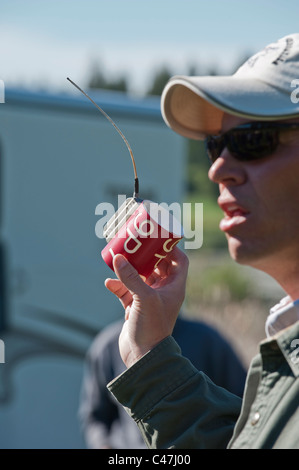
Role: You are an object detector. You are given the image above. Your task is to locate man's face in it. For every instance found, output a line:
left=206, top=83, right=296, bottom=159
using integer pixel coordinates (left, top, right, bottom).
left=208, top=114, right=299, bottom=276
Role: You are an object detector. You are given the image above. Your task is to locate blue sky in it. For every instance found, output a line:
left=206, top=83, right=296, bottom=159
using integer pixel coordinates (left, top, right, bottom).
left=1, top=0, right=299, bottom=95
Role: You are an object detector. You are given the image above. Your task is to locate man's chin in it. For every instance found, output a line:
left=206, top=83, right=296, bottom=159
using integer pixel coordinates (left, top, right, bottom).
left=227, top=236, right=252, bottom=265
left=227, top=236, right=269, bottom=270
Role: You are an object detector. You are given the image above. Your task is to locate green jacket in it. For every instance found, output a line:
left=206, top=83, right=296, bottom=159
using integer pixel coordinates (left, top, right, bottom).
left=108, top=321, right=299, bottom=449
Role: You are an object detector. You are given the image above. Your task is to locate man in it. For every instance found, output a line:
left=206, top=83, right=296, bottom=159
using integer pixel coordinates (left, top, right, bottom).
left=105, top=33, right=299, bottom=449
left=79, top=316, right=246, bottom=448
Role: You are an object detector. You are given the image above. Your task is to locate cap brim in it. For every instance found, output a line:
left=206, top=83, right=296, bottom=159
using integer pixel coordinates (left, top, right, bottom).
left=161, top=75, right=299, bottom=140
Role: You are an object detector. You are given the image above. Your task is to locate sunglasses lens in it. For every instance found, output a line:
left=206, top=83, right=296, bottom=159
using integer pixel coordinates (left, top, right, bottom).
left=206, top=128, right=279, bottom=162
left=205, top=136, right=225, bottom=162
left=228, top=129, right=278, bottom=160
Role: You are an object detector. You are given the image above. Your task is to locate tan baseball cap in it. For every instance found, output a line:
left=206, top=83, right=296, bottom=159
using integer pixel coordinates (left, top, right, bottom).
left=161, top=33, right=299, bottom=140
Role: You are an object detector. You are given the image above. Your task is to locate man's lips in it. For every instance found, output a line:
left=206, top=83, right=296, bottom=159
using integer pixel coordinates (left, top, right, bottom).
left=217, top=200, right=250, bottom=232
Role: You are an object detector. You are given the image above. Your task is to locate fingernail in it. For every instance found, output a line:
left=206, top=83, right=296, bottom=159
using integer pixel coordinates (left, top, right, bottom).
left=114, top=254, right=128, bottom=269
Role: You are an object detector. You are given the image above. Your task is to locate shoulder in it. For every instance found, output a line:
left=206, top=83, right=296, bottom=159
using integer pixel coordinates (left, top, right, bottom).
left=174, top=316, right=230, bottom=346
left=88, top=319, right=124, bottom=358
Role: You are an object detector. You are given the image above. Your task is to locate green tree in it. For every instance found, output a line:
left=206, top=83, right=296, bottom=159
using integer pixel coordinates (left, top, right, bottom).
left=186, top=139, right=218, bottom=198
left=146, top=67, right=172, bottom=96
left=87, top=63, right=128, bottom=92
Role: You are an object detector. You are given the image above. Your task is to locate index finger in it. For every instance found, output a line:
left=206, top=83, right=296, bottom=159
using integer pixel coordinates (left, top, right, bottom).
left=146, top=246, right=189, bottom=287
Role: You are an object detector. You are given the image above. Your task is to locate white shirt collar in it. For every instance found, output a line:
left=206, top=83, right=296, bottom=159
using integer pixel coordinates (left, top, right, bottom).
left=265, top=295, right=299, bottom=337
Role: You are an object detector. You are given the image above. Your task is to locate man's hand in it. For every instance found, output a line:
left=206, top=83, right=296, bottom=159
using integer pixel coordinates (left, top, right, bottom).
left=104, top=247, right=189, bottom=368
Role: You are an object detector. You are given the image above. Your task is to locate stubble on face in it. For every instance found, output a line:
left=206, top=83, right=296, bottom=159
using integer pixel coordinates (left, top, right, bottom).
left=214, top=115, right=299, bottom=278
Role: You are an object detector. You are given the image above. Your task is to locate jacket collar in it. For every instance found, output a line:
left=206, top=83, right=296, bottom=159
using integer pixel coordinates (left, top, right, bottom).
left=261, top=320, right=299, bottom=378
left=265, top=296, right=299, bottom=338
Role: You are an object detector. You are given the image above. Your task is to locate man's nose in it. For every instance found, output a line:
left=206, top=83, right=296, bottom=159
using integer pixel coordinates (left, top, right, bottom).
left=208, top=149, right=247, bottom=186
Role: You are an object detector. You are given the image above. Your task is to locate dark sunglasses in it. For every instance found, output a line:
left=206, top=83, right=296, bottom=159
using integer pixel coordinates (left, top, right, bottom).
left=205, top=122, right=299, bottom=163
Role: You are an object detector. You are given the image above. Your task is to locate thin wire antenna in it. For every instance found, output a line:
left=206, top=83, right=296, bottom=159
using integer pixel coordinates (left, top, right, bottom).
left=67, top=77, right=139, bottom=198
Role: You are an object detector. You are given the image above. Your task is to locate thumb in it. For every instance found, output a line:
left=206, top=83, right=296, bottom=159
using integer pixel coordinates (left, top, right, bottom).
left=113, top=254, right=149, bottom=296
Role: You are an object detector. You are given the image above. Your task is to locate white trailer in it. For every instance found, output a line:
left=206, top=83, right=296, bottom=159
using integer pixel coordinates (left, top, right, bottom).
left=0, top=86, right=185, bottom=448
